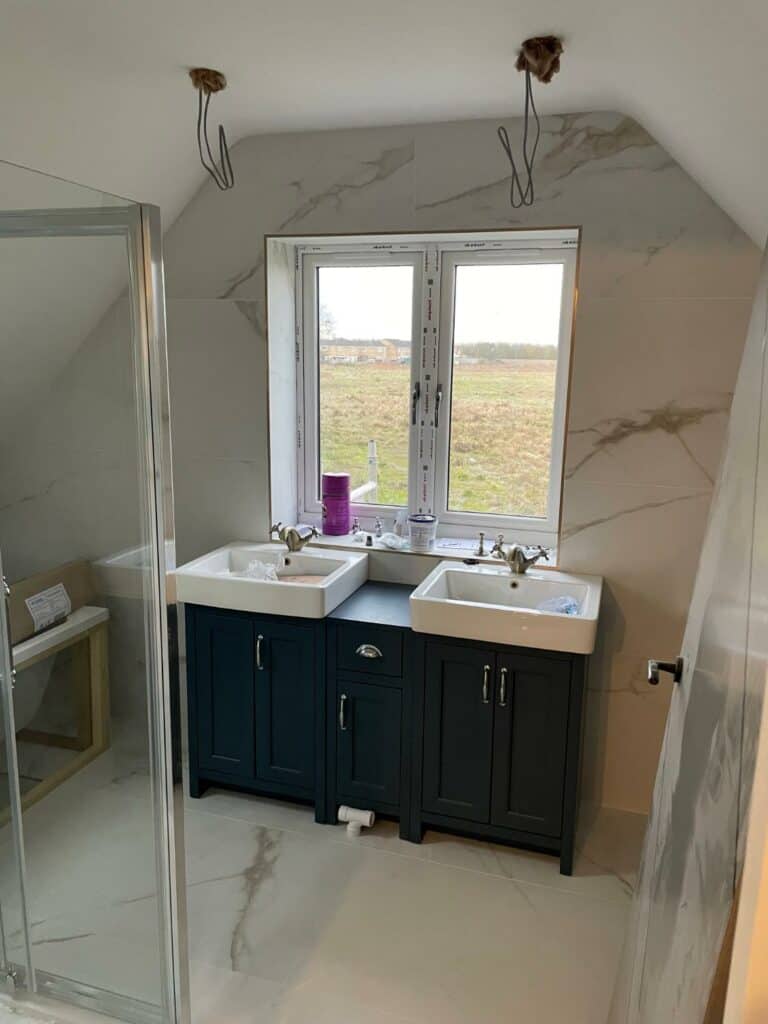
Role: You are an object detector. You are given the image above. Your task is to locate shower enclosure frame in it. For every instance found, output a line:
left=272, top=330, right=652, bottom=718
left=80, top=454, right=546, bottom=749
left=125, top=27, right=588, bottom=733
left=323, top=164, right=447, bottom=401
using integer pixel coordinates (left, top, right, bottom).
left=0, top=203, right=189, bottom=1024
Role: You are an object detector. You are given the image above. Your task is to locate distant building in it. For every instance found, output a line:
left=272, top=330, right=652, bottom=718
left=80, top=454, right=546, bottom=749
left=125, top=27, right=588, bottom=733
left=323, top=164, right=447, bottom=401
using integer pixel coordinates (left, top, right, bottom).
left=320, top=338, right=411, bottom=363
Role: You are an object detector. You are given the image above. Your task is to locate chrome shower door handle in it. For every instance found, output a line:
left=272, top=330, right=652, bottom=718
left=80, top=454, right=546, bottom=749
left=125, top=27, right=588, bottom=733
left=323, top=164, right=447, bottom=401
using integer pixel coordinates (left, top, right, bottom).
left=256, top=634, right=264, bottom=671
left=339, top=693, right=348, bottom=731
left=482, top=665, right=491, bottom=704
left=1, top=573, right=14, bottom=688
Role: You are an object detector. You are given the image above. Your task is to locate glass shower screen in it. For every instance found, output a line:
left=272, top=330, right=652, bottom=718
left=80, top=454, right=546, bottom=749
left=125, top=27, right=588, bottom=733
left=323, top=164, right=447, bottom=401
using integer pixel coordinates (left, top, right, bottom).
left=0, top=164, right=187, bottom=1024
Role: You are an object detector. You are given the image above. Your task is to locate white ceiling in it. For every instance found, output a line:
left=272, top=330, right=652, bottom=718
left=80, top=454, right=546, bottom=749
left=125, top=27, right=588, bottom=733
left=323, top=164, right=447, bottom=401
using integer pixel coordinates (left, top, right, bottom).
left=1, top=0, right=766, bottom=244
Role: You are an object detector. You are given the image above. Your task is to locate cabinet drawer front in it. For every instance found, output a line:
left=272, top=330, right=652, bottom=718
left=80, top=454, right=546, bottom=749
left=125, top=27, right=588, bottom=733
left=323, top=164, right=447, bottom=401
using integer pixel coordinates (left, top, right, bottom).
left=336, top=623, right=403, bottom=678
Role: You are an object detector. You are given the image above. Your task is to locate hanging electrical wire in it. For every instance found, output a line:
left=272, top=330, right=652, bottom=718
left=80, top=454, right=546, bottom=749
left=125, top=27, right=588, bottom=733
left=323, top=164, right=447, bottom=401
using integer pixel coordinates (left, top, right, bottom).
left=189, top=67, right=235, bottom=191
left=497, top=36, right=563, bottom=209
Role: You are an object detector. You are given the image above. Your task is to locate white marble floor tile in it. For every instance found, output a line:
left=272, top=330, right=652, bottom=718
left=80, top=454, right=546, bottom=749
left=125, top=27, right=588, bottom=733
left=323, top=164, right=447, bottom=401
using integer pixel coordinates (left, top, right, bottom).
left=186, top=788, right=640, bottom=902
left=184, top=804, right=629, bottom=1024
left=0, top=752, right=634, bottom=1024
left=0, top=994, right=109, bottom=1024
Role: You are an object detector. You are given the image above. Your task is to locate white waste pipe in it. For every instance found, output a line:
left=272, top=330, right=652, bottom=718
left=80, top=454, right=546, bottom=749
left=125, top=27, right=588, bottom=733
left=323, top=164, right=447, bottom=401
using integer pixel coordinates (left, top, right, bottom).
left=337, top=805, right=375, bottom=837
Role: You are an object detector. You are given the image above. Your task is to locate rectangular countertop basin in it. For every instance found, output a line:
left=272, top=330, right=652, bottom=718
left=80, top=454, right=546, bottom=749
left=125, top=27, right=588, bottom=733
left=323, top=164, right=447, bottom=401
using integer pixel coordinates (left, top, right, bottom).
left=410, top=561, right=603, bottom=654
left=174, top=542, right=368, bottom=619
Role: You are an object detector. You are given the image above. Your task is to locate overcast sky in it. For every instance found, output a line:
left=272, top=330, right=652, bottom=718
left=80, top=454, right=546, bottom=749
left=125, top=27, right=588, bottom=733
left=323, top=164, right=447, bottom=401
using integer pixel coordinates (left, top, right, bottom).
left=318, top=263, right=564, bottom=346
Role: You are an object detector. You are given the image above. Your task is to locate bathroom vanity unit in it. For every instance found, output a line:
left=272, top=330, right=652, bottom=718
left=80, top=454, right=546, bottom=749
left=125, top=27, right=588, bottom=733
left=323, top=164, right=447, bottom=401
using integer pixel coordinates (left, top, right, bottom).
left=180, top=553, right=601, bottom=875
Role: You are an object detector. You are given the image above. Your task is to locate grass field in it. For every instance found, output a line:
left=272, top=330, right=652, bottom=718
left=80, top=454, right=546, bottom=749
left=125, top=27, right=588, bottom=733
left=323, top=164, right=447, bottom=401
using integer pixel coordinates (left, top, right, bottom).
left=319, top=359, right=556, bottom=517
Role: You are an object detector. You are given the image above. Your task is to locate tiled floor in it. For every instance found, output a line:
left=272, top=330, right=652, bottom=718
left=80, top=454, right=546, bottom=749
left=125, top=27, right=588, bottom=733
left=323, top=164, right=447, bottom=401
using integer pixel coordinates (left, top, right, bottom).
left=184, top=788, right=638, bottom=1024
left=0, top=748, right=644, bottom=1024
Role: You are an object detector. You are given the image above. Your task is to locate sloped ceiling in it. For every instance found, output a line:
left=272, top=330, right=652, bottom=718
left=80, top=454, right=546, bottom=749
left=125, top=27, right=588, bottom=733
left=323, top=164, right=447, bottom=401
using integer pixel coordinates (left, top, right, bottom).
left=1, top=0, right=766, bottom=244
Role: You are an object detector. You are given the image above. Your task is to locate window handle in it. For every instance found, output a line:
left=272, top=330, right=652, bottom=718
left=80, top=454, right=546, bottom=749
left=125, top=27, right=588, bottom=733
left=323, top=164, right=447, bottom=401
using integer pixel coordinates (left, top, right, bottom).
left=411, top=381, right=421, bottom=426
left=434, top=385, right=443, bottom=429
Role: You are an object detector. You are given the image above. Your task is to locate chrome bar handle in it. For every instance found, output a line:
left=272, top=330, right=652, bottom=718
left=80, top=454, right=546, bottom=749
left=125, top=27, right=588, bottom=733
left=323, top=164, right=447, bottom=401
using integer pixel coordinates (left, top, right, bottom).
left=339, top=693, right=348, bottom=731
left=499, top=666, right=508, bottom=708
left=256, top=634, right=264, bottom=671
left=482, top=665, right=491, bottom=704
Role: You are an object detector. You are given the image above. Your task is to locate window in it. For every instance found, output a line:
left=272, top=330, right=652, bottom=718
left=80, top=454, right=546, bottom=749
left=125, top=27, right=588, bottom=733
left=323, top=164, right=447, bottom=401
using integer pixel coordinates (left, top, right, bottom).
left=296, top=231, right=578, bottom=547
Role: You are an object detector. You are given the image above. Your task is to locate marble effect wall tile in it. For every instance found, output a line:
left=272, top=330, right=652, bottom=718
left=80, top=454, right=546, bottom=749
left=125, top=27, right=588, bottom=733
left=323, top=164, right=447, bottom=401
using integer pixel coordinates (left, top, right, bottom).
left=160, top=110, right=759, bottom=815
left=610, top=252, right=768, bottom=1022
left=163, top=127, right=417, bottom=302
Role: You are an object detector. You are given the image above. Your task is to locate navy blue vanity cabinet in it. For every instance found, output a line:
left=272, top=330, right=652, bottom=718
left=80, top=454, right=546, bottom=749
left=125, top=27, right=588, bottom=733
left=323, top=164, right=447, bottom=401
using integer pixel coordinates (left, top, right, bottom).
left=185, top=584, right=586, bottom=874
left=326, top=584, right=415, bottom=837
left=415, top=638, right=586, bottom=875
left=185, top=604, right=326, bottom=816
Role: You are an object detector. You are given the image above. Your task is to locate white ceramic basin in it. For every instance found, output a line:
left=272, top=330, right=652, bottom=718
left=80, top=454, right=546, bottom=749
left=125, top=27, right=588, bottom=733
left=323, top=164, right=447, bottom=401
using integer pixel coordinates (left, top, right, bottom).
left=410, top=561, right=602, bottom=654
left=93, top=540, right=177, bottom=602
left=174, top=542, right=368, bottom=619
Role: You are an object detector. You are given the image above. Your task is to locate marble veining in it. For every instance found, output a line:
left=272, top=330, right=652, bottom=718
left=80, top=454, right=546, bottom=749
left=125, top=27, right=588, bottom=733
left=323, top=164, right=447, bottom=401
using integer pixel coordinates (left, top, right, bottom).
left=233, top=299, right=265, bottom=337
left=566, top=399, right=732, bottom=484
left=218, top=141, right=414, bottom=298
left=560, top=490, right=708, bottom=541
left=229, top=828, right=281, bottom=973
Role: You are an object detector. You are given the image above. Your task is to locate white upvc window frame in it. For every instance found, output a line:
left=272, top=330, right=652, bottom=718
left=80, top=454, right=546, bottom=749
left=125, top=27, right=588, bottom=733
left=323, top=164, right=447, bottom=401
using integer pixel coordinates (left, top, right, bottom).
left=297, top=246, right=424, bottom=527
left=433, top=246, right=578, bottom=542
left=295, top=230, right=578, bottom=548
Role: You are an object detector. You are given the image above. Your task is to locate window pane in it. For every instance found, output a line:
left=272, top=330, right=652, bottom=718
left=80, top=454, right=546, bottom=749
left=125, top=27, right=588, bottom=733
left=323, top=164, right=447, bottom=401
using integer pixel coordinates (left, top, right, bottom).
left=318, top=265, right=413, bottom=507
left=447, top=262, right=564, bottom=518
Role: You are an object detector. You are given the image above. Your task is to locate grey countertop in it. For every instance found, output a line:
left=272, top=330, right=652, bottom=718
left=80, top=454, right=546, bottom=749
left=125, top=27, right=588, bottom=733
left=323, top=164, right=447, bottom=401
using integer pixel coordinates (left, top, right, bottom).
left=329, top=581, right=413, bottom=629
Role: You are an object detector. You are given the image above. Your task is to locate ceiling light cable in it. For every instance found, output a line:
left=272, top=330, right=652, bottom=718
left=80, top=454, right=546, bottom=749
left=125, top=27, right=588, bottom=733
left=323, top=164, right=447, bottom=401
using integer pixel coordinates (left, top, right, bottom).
left=498, top=36, right=563, bottom=209
left=189, top=67, right=235, bottom=191
left=497, top=68, right=540, bottom=208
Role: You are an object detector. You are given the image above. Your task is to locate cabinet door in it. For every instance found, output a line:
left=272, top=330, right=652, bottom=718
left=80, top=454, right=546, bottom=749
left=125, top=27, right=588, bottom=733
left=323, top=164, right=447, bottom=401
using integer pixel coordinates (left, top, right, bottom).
left=254, top=621, right=315, bottom=792
left=193, top=608, right=255, bottom=778
left=336, top=680, right=401, bottom=808
left=491, top=655, right=570, bottom=837
left=422, top=643, right=495, bottom=823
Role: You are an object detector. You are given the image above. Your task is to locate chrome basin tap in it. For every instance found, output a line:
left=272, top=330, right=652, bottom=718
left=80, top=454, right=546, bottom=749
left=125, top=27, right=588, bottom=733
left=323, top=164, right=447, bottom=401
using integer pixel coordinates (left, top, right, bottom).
left=270, top=522, right=319, bottom=552
left=491, top=537, right=549, bottom=575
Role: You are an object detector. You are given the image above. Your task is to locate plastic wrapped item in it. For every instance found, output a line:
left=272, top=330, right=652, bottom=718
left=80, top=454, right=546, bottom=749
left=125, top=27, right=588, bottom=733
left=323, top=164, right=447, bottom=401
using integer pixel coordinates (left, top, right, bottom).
left=235, top=559, right=280, bottom=581
left=537, top=595, right=581, bottom=616
left=380, top=532, right=409, bottom=550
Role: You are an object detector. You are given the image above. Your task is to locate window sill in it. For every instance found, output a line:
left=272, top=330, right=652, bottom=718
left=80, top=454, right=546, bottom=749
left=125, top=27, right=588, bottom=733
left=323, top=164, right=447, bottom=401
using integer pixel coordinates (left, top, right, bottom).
left=311, top=532, right=559, bottom=569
